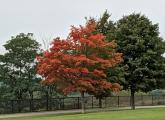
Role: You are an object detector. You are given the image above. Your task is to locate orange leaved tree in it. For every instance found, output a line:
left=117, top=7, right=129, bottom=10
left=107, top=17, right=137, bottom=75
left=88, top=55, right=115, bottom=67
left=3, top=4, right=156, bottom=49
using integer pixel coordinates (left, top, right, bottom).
left=37, top=20, right=123, bottom=113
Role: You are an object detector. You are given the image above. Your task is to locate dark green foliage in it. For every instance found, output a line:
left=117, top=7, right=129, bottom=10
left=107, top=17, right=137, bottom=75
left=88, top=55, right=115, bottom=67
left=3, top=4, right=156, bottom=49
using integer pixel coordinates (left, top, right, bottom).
left=0, top=33, right=41, bottom=100
left=96, top=10, right=116, bottom=41
left=115, top=14, right=165, bottom=109
left=95, top=12, right=165, bottom=109
left=115, top=13, right=165, bottom=92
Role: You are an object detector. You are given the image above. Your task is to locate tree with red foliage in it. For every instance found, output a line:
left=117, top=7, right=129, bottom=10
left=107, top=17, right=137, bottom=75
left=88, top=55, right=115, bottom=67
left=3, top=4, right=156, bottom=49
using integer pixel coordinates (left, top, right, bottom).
left=37, top=20, right=123, bottom=113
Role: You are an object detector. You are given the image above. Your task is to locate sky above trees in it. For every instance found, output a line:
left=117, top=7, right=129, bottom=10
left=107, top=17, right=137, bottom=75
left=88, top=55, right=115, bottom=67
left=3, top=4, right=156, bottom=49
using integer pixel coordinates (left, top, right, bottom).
left=0, top=0, right=165, bottom=53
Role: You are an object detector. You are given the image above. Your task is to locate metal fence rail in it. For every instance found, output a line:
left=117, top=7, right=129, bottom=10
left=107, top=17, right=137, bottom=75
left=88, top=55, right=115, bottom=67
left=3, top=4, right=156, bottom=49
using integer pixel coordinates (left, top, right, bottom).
left=0, top=95, right=165, bottom=114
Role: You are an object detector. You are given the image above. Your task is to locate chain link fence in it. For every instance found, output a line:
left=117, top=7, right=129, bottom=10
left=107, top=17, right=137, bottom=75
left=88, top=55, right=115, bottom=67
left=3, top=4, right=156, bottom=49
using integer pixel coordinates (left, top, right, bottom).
left=0, top=95, right=165, bottom=114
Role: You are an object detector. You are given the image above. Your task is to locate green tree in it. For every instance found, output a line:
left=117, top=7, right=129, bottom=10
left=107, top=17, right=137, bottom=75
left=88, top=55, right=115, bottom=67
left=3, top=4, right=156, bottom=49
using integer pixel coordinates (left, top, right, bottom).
left=0, top=33, right=41, bottom=100
left=116, top=13, right=165, bottom=109
left=95, top=12, right=165, bottom=109
left=96, top=10, right=116, bottom=41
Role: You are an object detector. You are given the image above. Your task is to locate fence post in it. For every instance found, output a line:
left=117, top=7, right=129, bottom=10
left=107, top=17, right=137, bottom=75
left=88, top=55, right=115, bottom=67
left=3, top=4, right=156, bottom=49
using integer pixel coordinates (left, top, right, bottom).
left=63, top=98, right=65, bottom=110
left=92, top=96, right=94, bottom=108
left=29, top=99, right=32, bottom=112
left=49, top=98, right=52, bottom=110
left=11, top=100, right=14, bottom=113
left=46, top=93, right=49, bottom=111
left=105, top=97, right=107, bottom=108
left=152, top=95, right=153, bottom=105
left=141, top=95, right=143, bottom=106
left=130, top=96, right=131, bottom=106
left=17, top=100, right=21, bottom=112
left=77, top=97, right=80, bottom=109
left=118, top=96, right=120, bottom=107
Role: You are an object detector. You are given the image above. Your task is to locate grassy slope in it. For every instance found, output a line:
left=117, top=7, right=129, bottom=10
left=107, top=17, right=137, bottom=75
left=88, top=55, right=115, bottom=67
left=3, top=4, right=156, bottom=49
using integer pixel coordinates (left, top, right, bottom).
left=1, top=108, right=165, bottom=120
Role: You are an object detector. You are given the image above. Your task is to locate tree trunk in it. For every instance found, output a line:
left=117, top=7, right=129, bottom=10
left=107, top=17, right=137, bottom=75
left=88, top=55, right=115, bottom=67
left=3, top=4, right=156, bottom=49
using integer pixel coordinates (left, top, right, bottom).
left=81, top=92, right=85, bottom=113
left=99, top=98, right=102, bottom=108
left=130, top=89, right=135, bottom=110
left=29, top=91, right=33, bottom=100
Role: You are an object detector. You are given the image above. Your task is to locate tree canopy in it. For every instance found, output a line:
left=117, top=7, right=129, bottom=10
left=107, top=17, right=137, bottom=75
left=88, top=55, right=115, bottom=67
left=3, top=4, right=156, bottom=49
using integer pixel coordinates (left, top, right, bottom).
left=37, top=20, right=123, bottom=112
left=95, top=12, right=165, bottom=109
left=0, top=33, right=41, bottom=100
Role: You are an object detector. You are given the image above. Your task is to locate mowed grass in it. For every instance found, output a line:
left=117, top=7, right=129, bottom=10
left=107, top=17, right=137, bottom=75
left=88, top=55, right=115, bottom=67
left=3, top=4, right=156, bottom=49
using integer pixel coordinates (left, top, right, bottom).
left=1, top=108, right=165, bottom=120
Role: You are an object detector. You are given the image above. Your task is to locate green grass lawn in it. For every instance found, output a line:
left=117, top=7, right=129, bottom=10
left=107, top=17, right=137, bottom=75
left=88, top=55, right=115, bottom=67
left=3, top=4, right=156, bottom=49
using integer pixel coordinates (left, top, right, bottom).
left=1, top=108, right=165, bottom=120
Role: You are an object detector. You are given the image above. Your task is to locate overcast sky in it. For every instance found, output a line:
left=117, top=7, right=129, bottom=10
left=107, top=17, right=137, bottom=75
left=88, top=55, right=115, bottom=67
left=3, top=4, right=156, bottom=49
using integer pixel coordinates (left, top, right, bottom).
left=0, top=0, right=165, bottom=53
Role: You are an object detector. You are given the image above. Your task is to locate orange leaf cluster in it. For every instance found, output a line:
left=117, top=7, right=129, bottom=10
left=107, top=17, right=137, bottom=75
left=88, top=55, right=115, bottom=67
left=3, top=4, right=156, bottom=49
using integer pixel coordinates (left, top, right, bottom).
left=37, top=20, right=123, bottom=95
